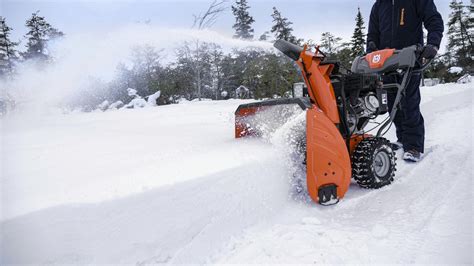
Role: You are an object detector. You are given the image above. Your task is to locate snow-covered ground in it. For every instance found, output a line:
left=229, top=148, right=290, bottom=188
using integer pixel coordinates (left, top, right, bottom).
left=1, top=83, right=473, bottom=264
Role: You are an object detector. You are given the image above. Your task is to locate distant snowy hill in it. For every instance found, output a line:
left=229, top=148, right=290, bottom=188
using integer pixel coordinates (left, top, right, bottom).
left=1, top=83, right=472, bottom=264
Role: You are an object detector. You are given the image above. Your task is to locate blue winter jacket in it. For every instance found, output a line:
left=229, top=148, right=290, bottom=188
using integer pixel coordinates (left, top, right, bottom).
left=367, top=0, right=444, bottom=52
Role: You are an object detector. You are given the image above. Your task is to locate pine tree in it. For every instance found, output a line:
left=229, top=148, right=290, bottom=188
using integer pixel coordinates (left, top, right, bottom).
left=271, top=7, right=298, bottom=43
left=464, top=0, right=473, bottom=58
left=232, top=0, right=255, bottom=40
left=259, top=31, right=270, bottom=41
left=0, top=16, right=18, bottom=76
left=446, top=0, right=473, bottom=68
left=23, top=11, right=64, bottom=60
left=350, top=7, right=366, bottom=58
left=336, top=42, right=354, bottom=69
left=320, top=32, right=342, bottom=56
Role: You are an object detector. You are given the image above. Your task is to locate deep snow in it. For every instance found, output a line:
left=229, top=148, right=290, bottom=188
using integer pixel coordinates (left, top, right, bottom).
left=1, top=83, right=473, bottom=264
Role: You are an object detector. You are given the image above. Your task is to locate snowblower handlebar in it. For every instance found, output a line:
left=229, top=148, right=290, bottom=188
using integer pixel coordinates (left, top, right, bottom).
left=274, top=40, right=433, bottom=75
left=350, top=45, right=435, bottom=75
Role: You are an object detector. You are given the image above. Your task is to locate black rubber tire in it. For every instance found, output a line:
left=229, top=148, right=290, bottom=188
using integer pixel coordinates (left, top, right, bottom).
left=352, top=137, right=397, bottom=189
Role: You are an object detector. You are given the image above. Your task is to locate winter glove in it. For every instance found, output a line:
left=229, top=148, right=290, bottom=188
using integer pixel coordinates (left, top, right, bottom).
left=367, top=41, right=378, bottom=53
left=421, top=44, right=438, bottom=59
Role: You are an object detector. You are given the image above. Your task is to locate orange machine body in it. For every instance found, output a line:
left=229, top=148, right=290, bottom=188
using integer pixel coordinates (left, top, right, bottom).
left=306, top=107, right=351, bottom=202
left=297, top=46, right=352, bottom=202
left=297, top=48, right=340, bottom=124
left=235, top=107, right=258, bottom=138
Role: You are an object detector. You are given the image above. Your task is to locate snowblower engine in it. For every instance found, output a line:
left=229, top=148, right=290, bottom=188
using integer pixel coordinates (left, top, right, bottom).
left=331, top=73, right=388, bottom=135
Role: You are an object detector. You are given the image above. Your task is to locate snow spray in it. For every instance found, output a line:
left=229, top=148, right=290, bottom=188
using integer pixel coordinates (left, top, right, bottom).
left=0, top=25, right=273, bottom=115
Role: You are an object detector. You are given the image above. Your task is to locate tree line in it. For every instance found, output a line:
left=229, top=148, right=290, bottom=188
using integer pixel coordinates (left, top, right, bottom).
left=425, top=0, right=473, bottom=80
left=0, top=0, right=472, bottom=111
left=0, top=11, right=63, bottom=75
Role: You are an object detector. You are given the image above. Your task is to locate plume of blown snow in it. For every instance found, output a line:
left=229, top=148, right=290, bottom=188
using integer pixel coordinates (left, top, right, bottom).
left=269, top=110, right=309, bottom=201
left=0, top=24, right=273, bottom=115
left=237, top=105, right=309, bottom=200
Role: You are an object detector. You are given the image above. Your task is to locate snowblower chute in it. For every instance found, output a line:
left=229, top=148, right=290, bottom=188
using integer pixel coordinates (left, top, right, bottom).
left=235, top=40, right=432, bottom=205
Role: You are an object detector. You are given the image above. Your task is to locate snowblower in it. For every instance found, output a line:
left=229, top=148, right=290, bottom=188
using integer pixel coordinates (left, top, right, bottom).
left=235, top=40, right=432, bottom=205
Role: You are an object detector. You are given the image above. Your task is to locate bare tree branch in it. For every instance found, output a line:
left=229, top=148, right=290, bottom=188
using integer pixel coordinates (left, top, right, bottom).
left=192, top=0, right=228, bottom=30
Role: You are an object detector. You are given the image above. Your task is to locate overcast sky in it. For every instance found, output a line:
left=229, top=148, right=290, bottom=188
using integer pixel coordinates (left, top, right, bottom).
left=2, top=0, right=455, bottom=49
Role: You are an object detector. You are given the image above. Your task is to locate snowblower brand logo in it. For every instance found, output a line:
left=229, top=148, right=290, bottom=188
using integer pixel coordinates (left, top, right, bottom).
left=366, top=49, right=395, bottom=69
left=372, top=54, right=381, bottom=64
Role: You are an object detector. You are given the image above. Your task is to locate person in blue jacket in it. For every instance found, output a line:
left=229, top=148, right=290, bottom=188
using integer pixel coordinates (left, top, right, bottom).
left=367, top=0, right=444, bottom=162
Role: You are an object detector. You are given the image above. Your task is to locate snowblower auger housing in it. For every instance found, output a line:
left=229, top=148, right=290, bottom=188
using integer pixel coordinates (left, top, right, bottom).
left=235, top=40, right=431, bottom=205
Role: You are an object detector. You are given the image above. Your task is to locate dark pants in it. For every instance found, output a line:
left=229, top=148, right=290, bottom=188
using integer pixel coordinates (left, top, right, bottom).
left=386, top=73, right=425, bottom=153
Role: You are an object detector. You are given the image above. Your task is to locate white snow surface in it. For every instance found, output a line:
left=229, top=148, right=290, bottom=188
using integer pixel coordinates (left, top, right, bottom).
left=448, top=66, right=463, bottom=74
left=1, top=83, right=473, bottom=264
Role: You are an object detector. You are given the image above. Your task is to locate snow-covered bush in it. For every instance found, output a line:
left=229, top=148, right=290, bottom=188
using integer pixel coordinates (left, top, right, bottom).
left=448, top=67, right=463, bottom=74
left=176, top=97, right=189, bottom=104
left=457, top=74, right=472, bottom=84
left=108, top=101, right=124, bottom=110
left=125, top=98, right=147, bottom=109
left=146, top=91, right=161, bottom=106
left=122, top=89, right=162, bottom=109
left=127, top=88, right=138, bottom=97
left=124, top=87, right=147, bottom=109
left=97, top=100, right=110, bottom=111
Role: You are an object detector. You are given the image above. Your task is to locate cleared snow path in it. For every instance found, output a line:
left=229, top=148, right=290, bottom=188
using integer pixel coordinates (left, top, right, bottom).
left=1, top=84, right=472, bottom=264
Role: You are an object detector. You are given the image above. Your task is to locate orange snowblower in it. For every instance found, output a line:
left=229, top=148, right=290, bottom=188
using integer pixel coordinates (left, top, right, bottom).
left=235, top=40, right=432, bottom=205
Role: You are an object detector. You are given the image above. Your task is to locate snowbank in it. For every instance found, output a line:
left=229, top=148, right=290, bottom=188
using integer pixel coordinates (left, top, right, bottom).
left=457, top=74, right=472, bottom=84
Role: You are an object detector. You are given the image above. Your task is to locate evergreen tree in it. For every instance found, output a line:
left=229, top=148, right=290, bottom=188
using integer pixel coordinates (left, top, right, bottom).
left=259, top=31, right=270, bottom=41
left=446, top=0, right=473, bottom=69
left=23, top=11, right=64, bottom=60
left=0, top=16, right=18, bottom=76
left=271, top=7, right=298, bottom=43
left=465, top=0, right=473, bottom=59
left=335, top=42, right=354, bottom=70
left=320, top=32, right=342, bottom=56
left=232, top=0, right=255, bottom=40
left=350, top=7, right=366, bottom=58
left=218, top=48, right=301, bottom=99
